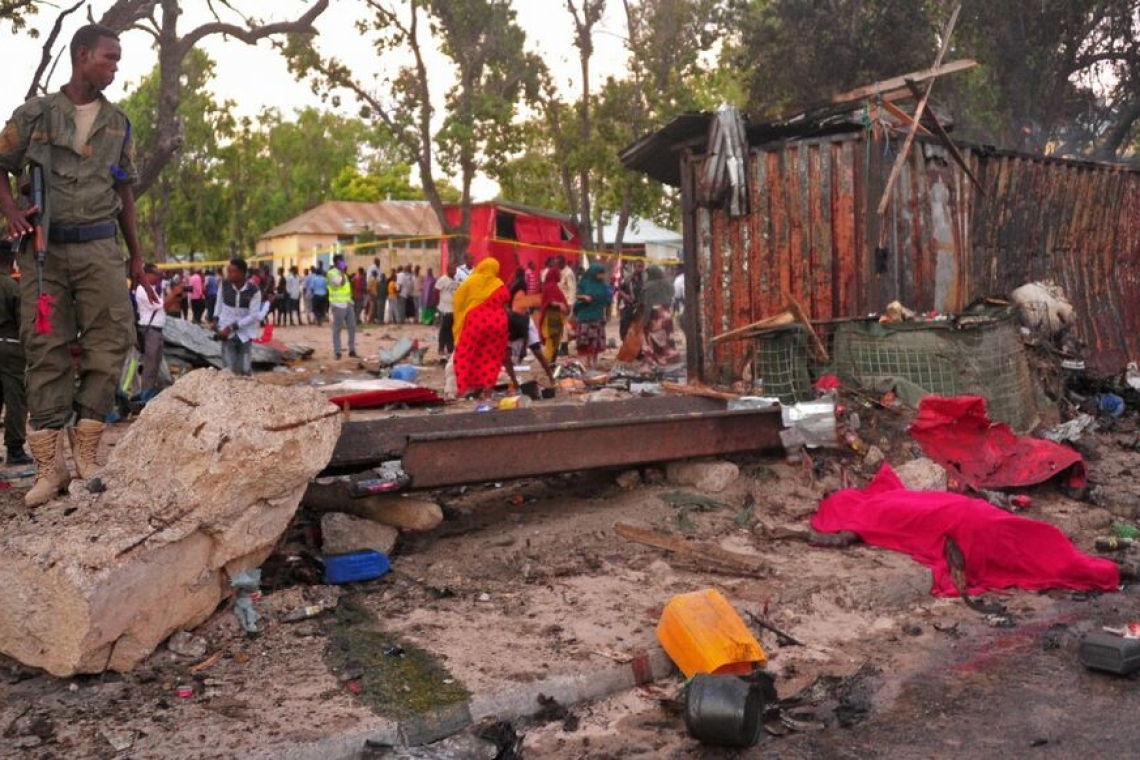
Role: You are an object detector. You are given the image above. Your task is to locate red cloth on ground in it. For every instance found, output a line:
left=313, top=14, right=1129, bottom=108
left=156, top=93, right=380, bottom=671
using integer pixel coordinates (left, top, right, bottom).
left=454, top=287, right=509, bottom=395
left=811, top=465, right=1119, bottom=597
left=909, top=396, right=1086, bottom=489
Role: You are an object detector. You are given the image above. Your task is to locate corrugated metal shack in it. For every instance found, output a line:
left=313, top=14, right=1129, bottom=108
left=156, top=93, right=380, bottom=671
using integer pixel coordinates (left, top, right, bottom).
left=621, top=109, right=1140, bottom=383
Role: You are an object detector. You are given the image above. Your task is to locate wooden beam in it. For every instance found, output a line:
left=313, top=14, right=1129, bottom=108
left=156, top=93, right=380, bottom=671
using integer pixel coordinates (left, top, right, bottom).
left=904, top=78, right=986, bottom=195
left=877, top=4, right=963, bottom=216
left=711, top=310, right=795, bottom=344
left=879, top=99, right=934, bottom=137
left=778, top=59, right=977, bottom=121
left=785, top=293, right=830, bottom=363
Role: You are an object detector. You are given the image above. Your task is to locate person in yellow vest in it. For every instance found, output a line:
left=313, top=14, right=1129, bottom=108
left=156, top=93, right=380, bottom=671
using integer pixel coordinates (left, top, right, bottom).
left=326, top=254, right=356, bottom=360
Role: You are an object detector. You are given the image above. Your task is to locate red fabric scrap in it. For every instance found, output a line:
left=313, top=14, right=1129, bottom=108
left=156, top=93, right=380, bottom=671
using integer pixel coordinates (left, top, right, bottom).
left=254, top=322, right=274, bottom=344
left=34, top=293, right=55, bottom=335
left=328, top=387, right=442, bottom=409
left=909, top=395, right=1086, bottom=489
left=811, top=465, right=1119, bottom=597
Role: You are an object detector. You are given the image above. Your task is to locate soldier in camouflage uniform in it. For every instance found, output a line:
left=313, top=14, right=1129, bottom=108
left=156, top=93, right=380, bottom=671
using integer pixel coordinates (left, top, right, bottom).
left=0, top=24, right=152, bottom=507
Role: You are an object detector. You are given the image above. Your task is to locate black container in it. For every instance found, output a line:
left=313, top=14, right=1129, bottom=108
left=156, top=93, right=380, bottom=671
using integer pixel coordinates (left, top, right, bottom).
left=684, top=674, right=767, bottom=747
left=1079, top=632, right=1140, bottom=675
left=519, top=380, right=541, bottom=401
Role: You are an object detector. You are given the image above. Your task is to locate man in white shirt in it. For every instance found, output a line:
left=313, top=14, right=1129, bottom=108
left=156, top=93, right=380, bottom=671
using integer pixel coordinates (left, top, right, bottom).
left=396, top=265, right=414, bottom=323
left=434, top=262, right=459, bottom=359
left=284, top=266, right=301, bottom=326
left=214, top=257, right=262, bottom=376
left=454, top=253, right=474, bottom=285
left=135, top=264, right=174, bottom=393
left=673, top=269, right=685, bottom=314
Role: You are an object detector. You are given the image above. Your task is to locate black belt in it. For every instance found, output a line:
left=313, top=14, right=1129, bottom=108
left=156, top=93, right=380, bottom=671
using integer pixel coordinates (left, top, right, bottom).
left=48, top=221, right=117, bottom=244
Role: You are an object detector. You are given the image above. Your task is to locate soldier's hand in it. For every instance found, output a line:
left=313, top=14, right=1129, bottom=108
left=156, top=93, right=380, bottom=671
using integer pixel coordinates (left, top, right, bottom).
left=2, top=203, right=37, bottom=240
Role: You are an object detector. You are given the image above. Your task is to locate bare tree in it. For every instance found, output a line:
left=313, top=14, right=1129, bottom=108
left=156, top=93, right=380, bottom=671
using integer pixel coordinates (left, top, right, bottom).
left=565, top=0, right=605, bottom=248
left=21, top=0, right=330, bottom=197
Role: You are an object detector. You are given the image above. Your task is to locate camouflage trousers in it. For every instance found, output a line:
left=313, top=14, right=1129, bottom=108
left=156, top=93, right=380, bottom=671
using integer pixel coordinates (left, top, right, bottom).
left=19, top=237, right=132, bottom=429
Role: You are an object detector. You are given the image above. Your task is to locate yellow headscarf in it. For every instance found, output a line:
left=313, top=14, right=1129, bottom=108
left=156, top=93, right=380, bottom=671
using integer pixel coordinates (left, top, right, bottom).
left=452, top=258, right=504, bottom=343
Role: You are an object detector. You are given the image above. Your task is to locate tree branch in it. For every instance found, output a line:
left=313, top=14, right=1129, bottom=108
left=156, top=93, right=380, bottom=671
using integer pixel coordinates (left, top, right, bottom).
left=98, top=0, right=160, bottom=32
left=24, top=0, right=84, bottom=100
left=178, top=0, right=329, bottom=57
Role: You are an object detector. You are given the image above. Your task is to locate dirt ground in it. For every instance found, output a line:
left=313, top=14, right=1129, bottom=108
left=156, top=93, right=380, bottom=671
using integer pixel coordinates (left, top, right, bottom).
left=3, top=317, right=1140, bottom=758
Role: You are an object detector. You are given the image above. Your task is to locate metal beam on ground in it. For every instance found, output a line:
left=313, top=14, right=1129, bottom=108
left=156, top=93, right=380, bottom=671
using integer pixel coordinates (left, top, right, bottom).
left=325, top=396, right=783, bottom=488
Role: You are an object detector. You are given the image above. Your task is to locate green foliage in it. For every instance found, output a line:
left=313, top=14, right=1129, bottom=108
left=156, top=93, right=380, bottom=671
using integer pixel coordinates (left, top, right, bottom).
left=122, top=51, right=416, bottom=259
left=285, top=0, right=543, bottom=248
left=0, top=0, right=40, bottom=36
left=729, top=0, right=1140, bottom=159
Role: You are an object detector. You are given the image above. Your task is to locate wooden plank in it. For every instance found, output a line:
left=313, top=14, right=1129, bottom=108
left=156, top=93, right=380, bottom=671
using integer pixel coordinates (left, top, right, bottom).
left=711, top=311, right=795, bottom=343
left=877, top=4, right=962, bottom=216
left=880, top=99, right=934, bottom=136
left=834, top=141, right=857, bottom=316
left=903, top=79, right=984, bottom=193
left=615, top=522, right=765, bottom=576
left=776, top=59, right=977, bottom=120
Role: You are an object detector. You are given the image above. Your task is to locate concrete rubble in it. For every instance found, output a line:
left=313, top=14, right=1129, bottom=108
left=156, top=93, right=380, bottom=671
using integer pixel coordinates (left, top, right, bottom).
left=321, top=512, right=400, bottom=555
left=0, top=369, right=340, bottom=676
left=665, top=459, right=740, bottom=493
left=893, top=457, right=949, bottom=492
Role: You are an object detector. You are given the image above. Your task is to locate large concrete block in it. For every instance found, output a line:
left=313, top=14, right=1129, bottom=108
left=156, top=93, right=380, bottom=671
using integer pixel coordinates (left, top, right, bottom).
left=0, top=369, right=341, bottom=676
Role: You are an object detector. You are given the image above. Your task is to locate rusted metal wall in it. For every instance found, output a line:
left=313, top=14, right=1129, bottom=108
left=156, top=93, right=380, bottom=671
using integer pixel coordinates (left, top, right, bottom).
left=686, top=135, right=1140, bottom=382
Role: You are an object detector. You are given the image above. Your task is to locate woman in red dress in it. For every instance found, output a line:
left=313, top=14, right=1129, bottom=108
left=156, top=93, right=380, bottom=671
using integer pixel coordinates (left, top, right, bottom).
left=451, top=258, right=509, bottom=398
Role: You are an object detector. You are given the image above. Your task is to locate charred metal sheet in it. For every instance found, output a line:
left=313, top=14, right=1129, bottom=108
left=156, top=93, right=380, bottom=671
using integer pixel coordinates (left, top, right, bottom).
left=325, top=396, right=783, bottom=487
left=680, top=132, right=1140, bottom=381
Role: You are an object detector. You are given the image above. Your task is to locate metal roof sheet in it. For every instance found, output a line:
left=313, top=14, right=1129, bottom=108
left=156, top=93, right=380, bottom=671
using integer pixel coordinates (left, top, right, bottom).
left=258, top=200, right=442, bottom=240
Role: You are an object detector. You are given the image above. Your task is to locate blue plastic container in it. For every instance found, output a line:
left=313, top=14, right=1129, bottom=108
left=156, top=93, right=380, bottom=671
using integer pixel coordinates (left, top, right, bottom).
left=323, top=550, right=391, bottom=585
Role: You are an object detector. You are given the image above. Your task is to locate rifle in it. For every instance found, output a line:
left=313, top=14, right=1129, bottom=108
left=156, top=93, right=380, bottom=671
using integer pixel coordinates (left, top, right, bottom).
left=25, top=164, right=54, bottom=334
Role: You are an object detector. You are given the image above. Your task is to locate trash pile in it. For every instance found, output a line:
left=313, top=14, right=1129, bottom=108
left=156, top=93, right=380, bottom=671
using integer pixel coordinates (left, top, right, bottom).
left=162, top=318, right=315, bottom=372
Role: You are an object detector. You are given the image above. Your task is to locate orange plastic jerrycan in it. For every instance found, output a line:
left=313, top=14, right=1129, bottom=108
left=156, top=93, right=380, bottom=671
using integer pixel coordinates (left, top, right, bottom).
left=657, top=589, right=767, bottom=678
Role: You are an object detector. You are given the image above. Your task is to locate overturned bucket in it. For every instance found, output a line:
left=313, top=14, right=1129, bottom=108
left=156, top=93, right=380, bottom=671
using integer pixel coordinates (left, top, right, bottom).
left=684, top=673, right=769, bottom=747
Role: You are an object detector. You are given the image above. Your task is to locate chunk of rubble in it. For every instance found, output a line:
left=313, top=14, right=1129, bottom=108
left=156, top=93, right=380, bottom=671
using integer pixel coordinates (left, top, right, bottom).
left=0, top=369, right=340, bottom=676
left=893, top=458, right=948, bottom=492
left=615, top=470, right=643, bottom=490
left=666, top=460, right=740, bottom=493
left=321, top=512, right=399, bottom=555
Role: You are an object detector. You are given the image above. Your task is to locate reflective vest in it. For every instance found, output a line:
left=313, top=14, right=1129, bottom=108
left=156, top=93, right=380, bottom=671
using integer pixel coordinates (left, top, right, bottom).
left=327, top=270, right=351, bottom=306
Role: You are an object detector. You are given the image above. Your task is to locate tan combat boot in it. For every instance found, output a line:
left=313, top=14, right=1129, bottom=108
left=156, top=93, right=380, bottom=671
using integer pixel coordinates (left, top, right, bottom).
left=68, top=419, right=105, bottom=479
left=26, top=429, right=71, bottom=508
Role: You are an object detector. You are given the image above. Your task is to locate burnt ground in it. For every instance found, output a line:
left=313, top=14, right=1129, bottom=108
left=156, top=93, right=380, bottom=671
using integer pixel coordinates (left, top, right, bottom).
left=2, top=321, right=1140, bottom=758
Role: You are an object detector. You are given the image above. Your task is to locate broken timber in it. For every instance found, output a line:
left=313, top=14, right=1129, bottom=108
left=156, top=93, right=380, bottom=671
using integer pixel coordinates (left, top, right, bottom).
left=615, top=522, right=765, bottom=576
left=325, top=396, right=783, bottom=488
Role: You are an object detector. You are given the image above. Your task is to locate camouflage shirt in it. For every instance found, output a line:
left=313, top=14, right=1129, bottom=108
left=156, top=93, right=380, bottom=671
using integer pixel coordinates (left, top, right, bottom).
left=0, top=90, right=136, bottom=227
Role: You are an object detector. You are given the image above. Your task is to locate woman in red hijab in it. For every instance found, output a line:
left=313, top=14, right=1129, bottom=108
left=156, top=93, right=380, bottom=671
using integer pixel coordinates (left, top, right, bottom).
left=539, top=268, right=569, bottom=364
left=452, top=259, right=510, bottom=398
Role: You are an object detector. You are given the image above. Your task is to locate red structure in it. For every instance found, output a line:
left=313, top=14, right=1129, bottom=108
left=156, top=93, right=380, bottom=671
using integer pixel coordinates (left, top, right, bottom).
left=442, top=201, right=582, bottom=277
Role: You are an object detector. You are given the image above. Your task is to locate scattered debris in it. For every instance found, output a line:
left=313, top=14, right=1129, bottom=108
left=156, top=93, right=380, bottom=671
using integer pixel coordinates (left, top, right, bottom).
left=616, top=523, right=765, bottom=577
left=166, top=630, right=208, bottom=659
left=910, top=396, right=1086, bottom=490
left=745, top=611, right=804, bottom=647
left=231, top=569, right=262, bottom=636
left=536, top=693, right=580, bottom=732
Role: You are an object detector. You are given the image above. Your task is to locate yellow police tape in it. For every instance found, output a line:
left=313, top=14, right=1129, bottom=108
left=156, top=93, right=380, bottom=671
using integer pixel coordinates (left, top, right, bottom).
left=153, top=233, right=681, bottom=270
